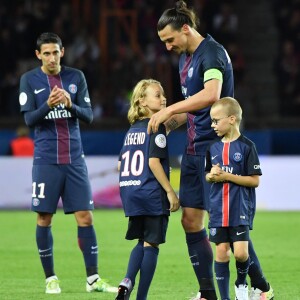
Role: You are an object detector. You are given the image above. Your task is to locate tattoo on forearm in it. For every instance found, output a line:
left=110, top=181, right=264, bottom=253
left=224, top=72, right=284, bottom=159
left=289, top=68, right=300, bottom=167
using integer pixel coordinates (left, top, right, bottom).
left=166, top=118, right=179, bottom=131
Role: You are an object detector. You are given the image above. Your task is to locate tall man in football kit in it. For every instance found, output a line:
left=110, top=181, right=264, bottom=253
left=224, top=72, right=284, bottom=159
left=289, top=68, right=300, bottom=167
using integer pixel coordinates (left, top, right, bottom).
left=19, top=32, right=117, bottom=294
left=147, top=1, right=273, bottom=300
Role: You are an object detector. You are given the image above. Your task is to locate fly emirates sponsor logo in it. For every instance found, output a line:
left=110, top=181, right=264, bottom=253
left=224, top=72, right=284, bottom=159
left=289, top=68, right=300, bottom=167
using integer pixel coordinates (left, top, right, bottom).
left=221, top=166, right=244, bottom=176
left=124, top=132, right=146, bottom=146
left=45, top=103, right=72, bottom=119
left=221, top=165, right=260, bottom=174
left=222, top=166, right=233, bottom=173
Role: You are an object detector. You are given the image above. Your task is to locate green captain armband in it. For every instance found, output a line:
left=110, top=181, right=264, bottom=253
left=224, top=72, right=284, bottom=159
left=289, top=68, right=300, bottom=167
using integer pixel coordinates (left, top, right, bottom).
left=204, top=68, right=223, bottom=83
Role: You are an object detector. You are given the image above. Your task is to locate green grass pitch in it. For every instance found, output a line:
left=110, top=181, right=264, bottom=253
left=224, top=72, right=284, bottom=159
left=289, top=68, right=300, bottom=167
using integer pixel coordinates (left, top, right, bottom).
left=0, top=209, right=299, bottom=299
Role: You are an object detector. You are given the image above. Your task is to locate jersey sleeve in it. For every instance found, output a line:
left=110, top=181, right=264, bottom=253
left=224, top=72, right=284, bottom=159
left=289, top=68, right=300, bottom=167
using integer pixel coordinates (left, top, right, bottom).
left=66, top=69, right=93, bottom=123
left=19, top=72, right=53, bottom=126
left=75, top=70, right=92, bottom=108
left=23, top=103, right=51, bottom=127
left=19, top=73, right=36, bottom=113
left=149, top=124, right=168, bottom=159
left=67, top=105, right=93, bottom=123
left=202, top=42, right=227, bottom=75
left=246, top=144, right=262, bottom=176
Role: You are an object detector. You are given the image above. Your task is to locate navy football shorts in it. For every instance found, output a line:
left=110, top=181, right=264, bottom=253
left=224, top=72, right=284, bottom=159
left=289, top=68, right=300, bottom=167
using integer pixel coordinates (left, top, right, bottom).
left=125, top=215, right=169, bottom=244
left=179, top=153, right=210, bottom=210
left=209, top=225, right=250, bottom=244
left=31, top=162, right=93, bottom=214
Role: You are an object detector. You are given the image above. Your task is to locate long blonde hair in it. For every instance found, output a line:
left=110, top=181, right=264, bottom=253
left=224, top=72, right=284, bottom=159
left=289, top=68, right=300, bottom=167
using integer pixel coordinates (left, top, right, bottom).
left=128, top=79, right=162, bottom=124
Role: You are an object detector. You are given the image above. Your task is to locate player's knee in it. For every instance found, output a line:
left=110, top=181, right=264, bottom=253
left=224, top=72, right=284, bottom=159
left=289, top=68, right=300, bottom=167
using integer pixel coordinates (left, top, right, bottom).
left=216, top=244, right=231, bottom=262
left=234, top=250, right=248, bottom=262
left=37, top=213, right=52, bottom=226
left=75, top=210, right=93, bottom=226
left=181, top=215, right=203, bottom=232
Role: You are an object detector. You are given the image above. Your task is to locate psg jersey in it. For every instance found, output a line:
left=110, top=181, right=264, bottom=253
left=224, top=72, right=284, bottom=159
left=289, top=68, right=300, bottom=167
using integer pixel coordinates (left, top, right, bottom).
left=179, top=34, right=234, bottom=155
left=19, top=66, right=92, bottom=165
left=119, top=119, right=170, bottom=217
left=205, top=135, right=262, bottom=228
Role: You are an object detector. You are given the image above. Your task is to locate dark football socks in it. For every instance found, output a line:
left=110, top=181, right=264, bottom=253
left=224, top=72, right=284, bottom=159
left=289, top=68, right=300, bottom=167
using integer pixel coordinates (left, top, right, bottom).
left=186, top=229, right=217, bottom=298
left=136, top=246, right=159, bottom=300
left=36, top=225, right=54, bottom=278
left=215, top=260, right=230, bottom=300
left=78, top=225, right=98, bottom=276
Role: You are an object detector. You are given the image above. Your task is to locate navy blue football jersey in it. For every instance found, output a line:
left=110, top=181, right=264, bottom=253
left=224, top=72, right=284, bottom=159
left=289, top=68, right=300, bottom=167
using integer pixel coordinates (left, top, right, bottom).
left=205, top=135, right=262, bottom=228
left=119, top=119, right=170, bottom=217
left=19, top=66, right=92, bottom=164
left=179, top=34, right=234, bottom=155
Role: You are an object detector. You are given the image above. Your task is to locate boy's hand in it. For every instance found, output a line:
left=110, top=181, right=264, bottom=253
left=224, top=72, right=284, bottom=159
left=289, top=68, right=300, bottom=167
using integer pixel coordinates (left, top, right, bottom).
left=167, top=190, right=180, bottom=212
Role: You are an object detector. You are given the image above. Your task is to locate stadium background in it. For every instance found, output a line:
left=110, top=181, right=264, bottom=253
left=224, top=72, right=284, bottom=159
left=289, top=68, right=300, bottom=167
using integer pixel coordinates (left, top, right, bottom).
left=0, top=0, right=299, bottom=209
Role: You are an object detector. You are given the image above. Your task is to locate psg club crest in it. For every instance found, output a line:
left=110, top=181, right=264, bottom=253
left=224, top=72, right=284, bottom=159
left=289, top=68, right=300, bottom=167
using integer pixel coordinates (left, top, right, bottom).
left=68, top=84, right=77, bottom=94
left=32, top=198, right=40, bottom=206
left=233, top=152, right=242, bottom=162
left=210, top=228, right=217, bottom=236
left=188, top=67, right=193, bottom=78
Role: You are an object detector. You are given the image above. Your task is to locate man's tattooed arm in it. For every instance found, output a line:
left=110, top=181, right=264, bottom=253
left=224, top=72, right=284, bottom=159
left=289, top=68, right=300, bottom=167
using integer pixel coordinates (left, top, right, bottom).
left=164, top=113, right=187, bottom=134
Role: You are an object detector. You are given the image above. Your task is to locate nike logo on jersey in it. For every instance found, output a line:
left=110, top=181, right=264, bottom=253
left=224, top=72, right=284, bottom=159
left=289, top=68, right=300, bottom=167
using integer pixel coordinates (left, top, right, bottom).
left=89, top=200, right=94, bottom=205
left=34, top=88, right=46, bottom=94
left=91, top=246, right=98, bottom=250
left=212, top=155, right=218, bottom=160
left=236, top=231, right=246, bottom=236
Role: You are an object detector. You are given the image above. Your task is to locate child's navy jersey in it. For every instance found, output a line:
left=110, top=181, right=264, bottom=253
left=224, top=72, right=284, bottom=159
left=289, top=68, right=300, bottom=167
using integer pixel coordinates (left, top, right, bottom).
left=179, top=34, right=234, bottom=155
left=119, top=119, right=170, bottom=217
left=205, top=135, right=262, bottom=229
left=19, top=66, right=91, bottom=165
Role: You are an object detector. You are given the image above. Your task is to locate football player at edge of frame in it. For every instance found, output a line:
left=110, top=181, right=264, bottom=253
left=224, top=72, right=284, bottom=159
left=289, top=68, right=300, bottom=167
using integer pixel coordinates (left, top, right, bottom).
left=19, top=32, right=117, bottom=294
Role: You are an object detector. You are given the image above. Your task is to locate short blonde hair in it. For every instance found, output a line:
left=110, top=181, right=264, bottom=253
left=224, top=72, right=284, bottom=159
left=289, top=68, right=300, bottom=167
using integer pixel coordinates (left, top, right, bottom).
left=128, top=79, right=163, bottom=124
left=212, top=97, right=243, bottom=124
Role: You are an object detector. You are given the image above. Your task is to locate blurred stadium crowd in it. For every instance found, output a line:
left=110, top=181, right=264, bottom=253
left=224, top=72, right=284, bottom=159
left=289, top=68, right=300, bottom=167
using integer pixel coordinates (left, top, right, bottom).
left=273, top=0, right=300, bottom=116
left=0, top=0, right=299, bottom=127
